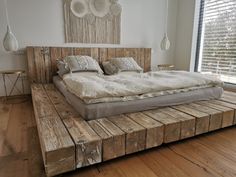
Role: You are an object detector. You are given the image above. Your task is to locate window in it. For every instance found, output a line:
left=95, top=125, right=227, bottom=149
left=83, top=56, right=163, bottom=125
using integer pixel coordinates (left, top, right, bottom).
left=195, top=0, right=236, bottom=84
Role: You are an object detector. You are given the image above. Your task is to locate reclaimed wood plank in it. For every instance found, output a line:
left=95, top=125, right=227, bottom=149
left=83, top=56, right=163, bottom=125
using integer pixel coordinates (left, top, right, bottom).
left=88, top=118, right=125, bottom=161
left=211, top=100, right=236, bottom=125
left=189, top=103, right=223, bottom=131
left=43, top=84, right=102, bottom=168
left=126, top=112, right=164, bottom=149
left=160, top=107, right=196, bottom=139
left=172, top=105, right=210, bottom=135
left=31, top=84, right=57, bottom=118
left=31, top=84, right=75, bottom=177
left=26, top=47, right=36, bottom=83
left=143, top=110, right=181, bottom=143
left=197, top=101, right=234, bottom=128
left=108, top=115, right=146, bottom=154
left=27, top=47, right=152, bottom=84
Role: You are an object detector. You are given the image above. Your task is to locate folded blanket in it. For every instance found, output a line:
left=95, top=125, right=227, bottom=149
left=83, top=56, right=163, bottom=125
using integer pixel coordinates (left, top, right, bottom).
left=63, top=71, right=223, bottom=104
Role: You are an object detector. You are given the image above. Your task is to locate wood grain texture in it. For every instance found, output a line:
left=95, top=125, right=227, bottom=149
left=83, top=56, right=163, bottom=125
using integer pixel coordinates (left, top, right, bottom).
left=30, top=83, right=236, bottom=176
left=3, top=97, right=236, bottom=177
left=211, top=100, right=236, bottom=125
left=63, top=0, right=121, bottom=44
left=143, top=110, right=181, bottom=143
left=126, top=112, right=164, bottom=149
left=31, top=84, right=75, bottom=176
left=43, top=84, right=102, bottom=168
left=160, top=107, right=196, bottom=139
left=172, top=105, right=210, bottom=135
left=188, top=103, right=222, bottom=131
left=27, top=47, right=152, bottom=84
left=108, top=115, right=146, bottom=154
left=197, top=101, right=234, bottom=128
left=88, top=118, right=125, bottom=161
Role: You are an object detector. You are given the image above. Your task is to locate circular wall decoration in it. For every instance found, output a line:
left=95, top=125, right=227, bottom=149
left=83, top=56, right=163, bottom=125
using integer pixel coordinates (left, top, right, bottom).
left=70, top=0, right=88, bottom=18
left=89, top=0, right=111, bottom=18
left=110, top=3, right=122, bottom=16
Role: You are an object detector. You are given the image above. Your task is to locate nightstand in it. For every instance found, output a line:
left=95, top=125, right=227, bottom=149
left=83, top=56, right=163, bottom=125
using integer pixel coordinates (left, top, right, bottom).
left=0, top=69, right=26, bottom=100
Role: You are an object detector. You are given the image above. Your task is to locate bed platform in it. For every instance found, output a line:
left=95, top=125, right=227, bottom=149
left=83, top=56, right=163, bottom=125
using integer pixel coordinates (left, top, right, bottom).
left=32, top=83, right=236, bottom=176
left=27, top=46, right=236, bottom=176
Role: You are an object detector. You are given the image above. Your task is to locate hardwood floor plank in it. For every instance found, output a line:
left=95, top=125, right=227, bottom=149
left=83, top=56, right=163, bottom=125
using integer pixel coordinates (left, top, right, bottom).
left=169, top=139, right=236, bottom=177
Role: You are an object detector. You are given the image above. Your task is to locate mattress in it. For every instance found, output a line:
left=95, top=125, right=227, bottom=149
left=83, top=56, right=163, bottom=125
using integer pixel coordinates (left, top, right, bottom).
left=53, top=76, right=223, bottom=120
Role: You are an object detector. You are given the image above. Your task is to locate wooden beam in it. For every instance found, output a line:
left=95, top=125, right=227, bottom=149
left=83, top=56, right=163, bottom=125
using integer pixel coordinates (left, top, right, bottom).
left=143, top=110, right=181, bottom=143
left=197, top=101, right=234, bottom=128
left=43, top=84, right=102, bottom=168
left=188, top=103, right=222, bottom=131
left=126, top=112, right=164, bottom=149
left=160, top=107, right=196, bottom=139
left=108, top=115, right=146, bottom=154
left=211, top=100, right=236, bottom=125
left=88, top=118, right=125, bottom=161
left=31, top=84, right=75, bottom=177
left=172, top=105, right=210, bottom=135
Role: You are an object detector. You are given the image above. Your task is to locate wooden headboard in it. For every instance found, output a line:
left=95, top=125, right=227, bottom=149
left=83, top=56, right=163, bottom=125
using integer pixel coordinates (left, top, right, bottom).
left=27, top=47, right=152, bottom=84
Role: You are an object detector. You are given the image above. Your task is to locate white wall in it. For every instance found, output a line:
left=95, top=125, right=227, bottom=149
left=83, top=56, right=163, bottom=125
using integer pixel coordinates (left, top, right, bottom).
left=174, top=0, right=196, bottom=71
left=0, top=0, right=178, bottom=96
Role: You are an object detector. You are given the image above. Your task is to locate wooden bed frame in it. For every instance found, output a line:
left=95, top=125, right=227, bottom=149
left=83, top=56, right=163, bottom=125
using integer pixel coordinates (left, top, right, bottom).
left=27, top=46, right=236, bottom=176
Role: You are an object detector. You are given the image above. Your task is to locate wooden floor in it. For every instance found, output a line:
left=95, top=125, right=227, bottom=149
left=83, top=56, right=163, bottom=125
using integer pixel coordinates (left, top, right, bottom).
left=1, top=97, right=236, bottom=177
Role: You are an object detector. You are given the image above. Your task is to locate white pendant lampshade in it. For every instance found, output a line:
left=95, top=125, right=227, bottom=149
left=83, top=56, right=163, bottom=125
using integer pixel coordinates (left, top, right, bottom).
left=3, top=0, right=18, bottom=52
left=161, top=0, right=170, bottom=51
left=161, top=33, right=170, bottom=51
left=3, top=25, right=18, bottom=51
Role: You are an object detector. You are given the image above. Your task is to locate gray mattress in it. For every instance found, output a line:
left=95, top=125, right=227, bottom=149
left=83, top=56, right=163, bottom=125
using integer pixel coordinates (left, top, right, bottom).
left=53, top=76, right=223, bottom=120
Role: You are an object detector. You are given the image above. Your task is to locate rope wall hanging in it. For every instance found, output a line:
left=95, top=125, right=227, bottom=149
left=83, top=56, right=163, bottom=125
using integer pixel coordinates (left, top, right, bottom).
left=64, top=0, right=122, bottom=44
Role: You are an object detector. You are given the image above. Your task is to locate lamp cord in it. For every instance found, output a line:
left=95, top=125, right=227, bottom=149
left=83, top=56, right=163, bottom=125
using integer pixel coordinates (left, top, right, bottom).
left=3, top=0, right=10, bottom=27
left=165, top=0, right=169, bottom=34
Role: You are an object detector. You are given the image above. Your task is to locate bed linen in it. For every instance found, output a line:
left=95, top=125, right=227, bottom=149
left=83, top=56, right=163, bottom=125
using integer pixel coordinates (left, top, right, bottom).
left=53, top=76, right=223, bottom=120
left=62, top=71, right=223, bottom=104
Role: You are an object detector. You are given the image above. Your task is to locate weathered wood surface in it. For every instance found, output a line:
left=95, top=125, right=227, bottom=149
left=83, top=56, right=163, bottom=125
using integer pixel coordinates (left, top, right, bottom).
left=188, top=103, right=223, bottom=132
left=27, top=47, right=152, bottom=84
left=126, top=112, right=164, bottom=148
left=31, top=84, right=75, bottom=176
left=160, top=107, right=196, bottom=139
left=31, top=84, right=236, bottom=176
left=172, top=105, right=210, bottom=135
left=88, top=118, right=125, bottom=161
left=197, top=101, right=234, bottom=128
left=210, top=100, right=236, bottom=124
left=43, top=84, right=102, bottom=168
left=108, top=115, right=146, bottom=154
left=143, top=110, right=181, bottom=143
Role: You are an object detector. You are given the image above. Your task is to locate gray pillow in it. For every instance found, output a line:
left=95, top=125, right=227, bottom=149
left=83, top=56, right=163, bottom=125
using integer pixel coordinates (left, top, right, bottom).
left=64, top=55, right=103, bottom=74
left=56, top=59, right=70, bottom=78
left=102, top=61, right=119, bottom=75
left=110, top=57, right=143, bottom=73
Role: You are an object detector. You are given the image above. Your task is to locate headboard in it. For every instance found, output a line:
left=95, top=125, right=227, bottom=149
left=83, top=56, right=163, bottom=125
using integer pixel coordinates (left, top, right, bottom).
left=27, top=47, right=152, bottom=84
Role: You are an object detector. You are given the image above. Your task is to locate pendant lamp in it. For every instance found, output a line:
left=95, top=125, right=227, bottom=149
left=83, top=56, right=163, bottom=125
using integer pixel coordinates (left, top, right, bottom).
left=3, top=0, right=18, bottom=52
left=160, top=0, right=170, bottom=51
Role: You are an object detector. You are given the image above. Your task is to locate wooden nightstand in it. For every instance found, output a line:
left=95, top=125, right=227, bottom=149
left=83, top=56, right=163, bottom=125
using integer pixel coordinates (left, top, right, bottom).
left=0, top=69, right=26, bottom=100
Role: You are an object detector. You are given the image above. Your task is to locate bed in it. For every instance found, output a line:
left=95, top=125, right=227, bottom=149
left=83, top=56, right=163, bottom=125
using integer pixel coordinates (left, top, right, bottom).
left=28, top=46, right=235, bottom=177
left=53, top=72, right=223, bottom=120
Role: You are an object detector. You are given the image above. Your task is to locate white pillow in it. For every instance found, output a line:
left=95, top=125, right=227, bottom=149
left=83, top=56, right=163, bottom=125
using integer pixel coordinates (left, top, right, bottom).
left=110, top=57, right=143, bottom=73
left=64, top=55, right=104, bottom=74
